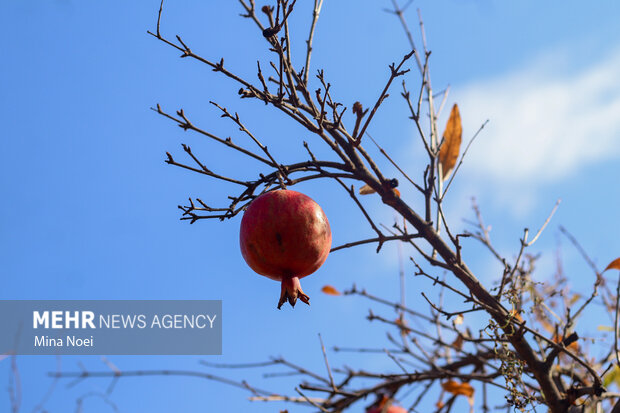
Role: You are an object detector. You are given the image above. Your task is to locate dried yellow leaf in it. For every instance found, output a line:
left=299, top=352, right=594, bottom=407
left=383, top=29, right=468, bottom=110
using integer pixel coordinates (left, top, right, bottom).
left=453, top=313, right=464, bottom=325
left=604, top=364, right=620, bottom=388
left=441, top=380, right=474, bottom=398
left=358, top=184, right=376, bottom=195
left=568, top=294, right=581, bottom=306
left=604, top=257, right=620, bottom=272
left=321, top=285, right=341, bottom=296
left=438, top=104, right=462, bottom=180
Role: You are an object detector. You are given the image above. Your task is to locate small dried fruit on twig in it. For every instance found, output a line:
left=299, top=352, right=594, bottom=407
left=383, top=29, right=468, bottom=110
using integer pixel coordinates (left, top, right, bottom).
left=262, top=25, right=281, bottom=38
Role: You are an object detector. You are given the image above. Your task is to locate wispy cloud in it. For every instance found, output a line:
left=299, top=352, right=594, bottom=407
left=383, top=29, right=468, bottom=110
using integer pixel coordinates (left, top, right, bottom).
left=457, top=49, right=620, bottom=182
left=449, top=48, right=620, bottom=214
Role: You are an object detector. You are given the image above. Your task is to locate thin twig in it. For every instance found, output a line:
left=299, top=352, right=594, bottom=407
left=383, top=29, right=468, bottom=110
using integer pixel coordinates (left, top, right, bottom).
left=303, top=0, right=324, bottom=85
left=525, top=199, right=562, bottom=247
left=354, top=50, right=415, bottom=145
left=331, top=233, right=421, bottom=252
left=318, top=334, right=337, bottom=392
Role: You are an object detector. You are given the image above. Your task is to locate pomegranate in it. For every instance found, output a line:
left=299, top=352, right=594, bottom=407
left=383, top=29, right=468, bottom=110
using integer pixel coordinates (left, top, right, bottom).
left=239, top=189, right=332, bottom=309
left=367, top=406, right=407, bottom=413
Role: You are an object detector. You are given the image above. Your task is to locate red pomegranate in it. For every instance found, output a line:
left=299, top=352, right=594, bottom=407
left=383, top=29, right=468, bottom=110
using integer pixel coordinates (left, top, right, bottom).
left=239, top=189, right=332, bottom=309
left=367, top=406, right=407, bottom=413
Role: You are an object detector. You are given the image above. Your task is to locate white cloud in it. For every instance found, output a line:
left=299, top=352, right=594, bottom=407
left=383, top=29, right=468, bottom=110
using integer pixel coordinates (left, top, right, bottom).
left=451, top=48, right=620, bottom=213
left=458, top=49, right=620, bottom=182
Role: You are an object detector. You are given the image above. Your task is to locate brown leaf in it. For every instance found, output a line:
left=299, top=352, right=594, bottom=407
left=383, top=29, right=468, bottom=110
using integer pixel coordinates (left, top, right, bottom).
left=452, top=334, right=464, bottom=351
left=395, top=317, right=411, bottom=333
left=359, top=184, right=376, bottom=195
left=438, top=104, right=462, bottom=180
left=604, top=257, right=620, bottom=272
left=321, top=285, right=341, bottom=296
left=441, top=380, right=474, bottom=398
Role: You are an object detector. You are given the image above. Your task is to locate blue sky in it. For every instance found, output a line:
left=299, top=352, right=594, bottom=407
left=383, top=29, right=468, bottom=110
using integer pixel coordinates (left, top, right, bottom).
left=1, top=1, right=619, bottom=412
